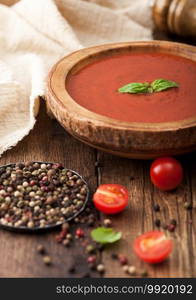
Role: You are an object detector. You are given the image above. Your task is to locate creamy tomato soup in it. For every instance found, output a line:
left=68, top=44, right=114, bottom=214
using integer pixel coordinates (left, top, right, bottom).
left=66, top=53, right=196, bottom=123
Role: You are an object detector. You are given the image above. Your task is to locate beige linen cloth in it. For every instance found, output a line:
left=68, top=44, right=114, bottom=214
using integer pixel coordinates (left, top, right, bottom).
left=0, top=0, right=154, bottom=156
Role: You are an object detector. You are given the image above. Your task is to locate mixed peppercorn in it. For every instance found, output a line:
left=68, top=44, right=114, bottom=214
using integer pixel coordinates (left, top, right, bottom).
left=0, top=162, right=88, bottom=230
left=36, top=217, right=148, bottom=277
left=0, top=157, right=193, bottom=277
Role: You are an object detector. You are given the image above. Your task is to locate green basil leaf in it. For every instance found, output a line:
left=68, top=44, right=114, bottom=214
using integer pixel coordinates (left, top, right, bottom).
left=91, top=227, right=122, bottom=244
left=118, top=82, right=150, bottom=94
left=151, top=79, right=179, bottom=92
left=118, top=79, right=179, bottom=95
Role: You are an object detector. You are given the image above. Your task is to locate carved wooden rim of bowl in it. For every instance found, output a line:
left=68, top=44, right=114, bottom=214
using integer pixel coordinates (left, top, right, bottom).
left=46, top=41, right=196, bottom=159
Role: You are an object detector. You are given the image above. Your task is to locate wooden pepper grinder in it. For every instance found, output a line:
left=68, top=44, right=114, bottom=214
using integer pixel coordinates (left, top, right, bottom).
left=153, top=0, right=196, bottom=37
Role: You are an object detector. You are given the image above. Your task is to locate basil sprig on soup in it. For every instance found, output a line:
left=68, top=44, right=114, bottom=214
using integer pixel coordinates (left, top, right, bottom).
left=118, top=79, right=179, bottom=94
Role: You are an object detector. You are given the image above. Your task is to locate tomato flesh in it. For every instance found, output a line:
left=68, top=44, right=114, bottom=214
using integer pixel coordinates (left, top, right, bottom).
left=150, top=157, right=183, bottom=191
left=93, top=184, right=128, bottom=214
left=134, top=231, right=173, bottom=264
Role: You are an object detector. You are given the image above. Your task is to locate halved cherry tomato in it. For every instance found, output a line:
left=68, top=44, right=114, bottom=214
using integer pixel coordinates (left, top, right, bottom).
left=93, top=184, right=128, bottom=214
left=150, top=157, right=183, bottom=191
left=134, top=231, right=173, bottom=264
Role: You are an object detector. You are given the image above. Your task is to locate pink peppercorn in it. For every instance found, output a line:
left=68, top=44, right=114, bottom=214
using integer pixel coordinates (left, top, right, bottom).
left=118, top=254, right=128, bottom=265
left=55, top=229, right=68, bottom=243
left=42, top=176, right=48, bottom=182
left=40, top=186, right=49, bottom=192
left=168, top=224, right=176, bottom=232
left=87, top=256, right=96, bottom=264
left=30, top=180, right=36, bottom=186
left=75, top=228, right=84, bottom=238
left=52, top=164, right=62, bottom=169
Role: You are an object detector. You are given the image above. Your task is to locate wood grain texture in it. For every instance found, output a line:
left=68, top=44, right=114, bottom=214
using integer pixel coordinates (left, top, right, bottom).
left=0, top=102, right=195, bottom=278
left=98, top=152, right=196, bottom=277
left=0, top=29, right=196, bottom=278
left=153, top=0, right=196, bottom=38
left=153, top=0, right=172, bottom=32
left=0, top=103, right=99, bottom=278
left=46, top=40, right=196, bottom=159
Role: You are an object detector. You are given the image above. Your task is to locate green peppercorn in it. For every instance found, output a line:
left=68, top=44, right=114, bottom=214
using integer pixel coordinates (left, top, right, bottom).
left=86, top=245, right=95, bottom=254
left=141, top=270, right=148, bottom=277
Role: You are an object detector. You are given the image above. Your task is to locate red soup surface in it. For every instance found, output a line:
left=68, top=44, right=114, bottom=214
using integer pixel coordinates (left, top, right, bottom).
left=66, top=53, right=196, bottom=123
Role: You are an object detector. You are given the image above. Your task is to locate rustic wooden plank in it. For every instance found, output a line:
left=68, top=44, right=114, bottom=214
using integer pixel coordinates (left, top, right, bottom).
left=96, top=153, right=154, bottom=277
left=0, top=102, right=98, bottom=277
left=0, top=30, right=195, bottom=278
left=0, top=103, right=195, bottom=278
left=98, top=151, right=196, bottom=277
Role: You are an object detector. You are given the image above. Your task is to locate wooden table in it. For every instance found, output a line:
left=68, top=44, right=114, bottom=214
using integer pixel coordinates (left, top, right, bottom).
left=0, top=35, right=195, bottom=278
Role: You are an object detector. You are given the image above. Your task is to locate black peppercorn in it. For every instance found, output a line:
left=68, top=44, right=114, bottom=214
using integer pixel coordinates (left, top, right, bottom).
left=170, top=219, right=177, bottom=226
left=111, top=253, right=118, bottom=260
left=153, top=203, right=160, bottom=212
left=155, top=219, right=161, bottom=227
left=68, top=266, right=76, bottom=274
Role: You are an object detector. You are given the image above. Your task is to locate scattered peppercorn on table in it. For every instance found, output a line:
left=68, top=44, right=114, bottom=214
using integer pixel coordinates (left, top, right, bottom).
left=0, top=35, right=195, bottom=278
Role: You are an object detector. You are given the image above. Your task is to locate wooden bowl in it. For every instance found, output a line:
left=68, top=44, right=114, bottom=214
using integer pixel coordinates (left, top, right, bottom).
left=46, top=41, right=196, bottom=159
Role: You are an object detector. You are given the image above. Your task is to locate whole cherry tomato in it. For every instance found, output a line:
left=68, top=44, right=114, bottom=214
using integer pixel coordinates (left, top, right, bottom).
left=150, top=157, right=183, bottom=191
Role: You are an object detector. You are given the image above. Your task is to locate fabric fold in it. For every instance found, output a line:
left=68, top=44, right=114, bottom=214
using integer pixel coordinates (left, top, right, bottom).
left=0, top=0, right=153, bottom=156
